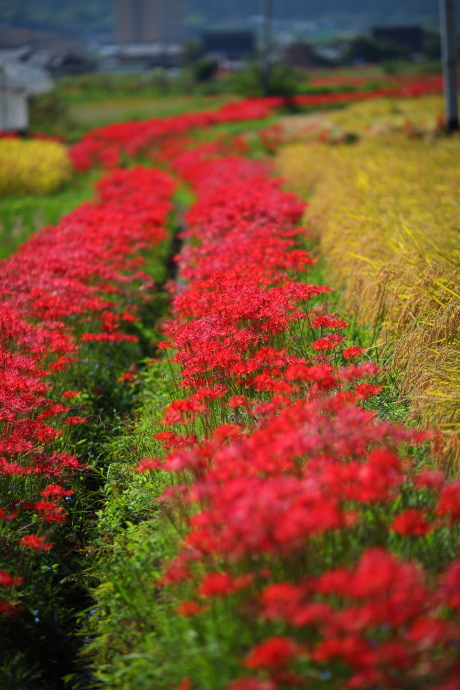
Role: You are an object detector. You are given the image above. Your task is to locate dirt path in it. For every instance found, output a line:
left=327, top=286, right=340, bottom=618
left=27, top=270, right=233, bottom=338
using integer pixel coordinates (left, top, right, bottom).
left=278, top=111, right=332, bottom=136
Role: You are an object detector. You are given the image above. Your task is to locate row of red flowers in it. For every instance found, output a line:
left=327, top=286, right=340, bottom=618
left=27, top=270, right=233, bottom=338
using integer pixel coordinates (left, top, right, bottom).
left=0, top=165, right=175, bottom=617
left=69, top=75, right=449, bottom=173
left=135, top=142, right=460, bottom=689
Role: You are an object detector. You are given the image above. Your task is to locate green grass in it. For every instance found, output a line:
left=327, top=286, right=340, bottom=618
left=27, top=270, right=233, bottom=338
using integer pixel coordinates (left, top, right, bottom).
left=68, top=94, right=237, bottom=130
left=0, top=171, right=99, bottom=260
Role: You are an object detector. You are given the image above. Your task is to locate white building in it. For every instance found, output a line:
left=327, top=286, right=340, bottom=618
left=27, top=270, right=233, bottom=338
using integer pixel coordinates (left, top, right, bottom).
left=0, top=59, right=52, bottom=132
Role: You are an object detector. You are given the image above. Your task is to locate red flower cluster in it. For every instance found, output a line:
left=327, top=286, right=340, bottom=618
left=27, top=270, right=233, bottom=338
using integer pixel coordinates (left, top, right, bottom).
left=69, top=99, right=276, bottom=171
left=69, top=75, right=449, bottom=173
left=290, top=75, right=448, bottom=109
left=133, top=144, right=460, bottom=688
left=0, top=164, right=175, bottom=616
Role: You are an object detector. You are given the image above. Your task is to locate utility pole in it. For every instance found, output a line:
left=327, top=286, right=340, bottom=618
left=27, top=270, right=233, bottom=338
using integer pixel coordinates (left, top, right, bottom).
left=261, top=0, right=272, bottom=95
left=440, top=0, right=459, bottom=131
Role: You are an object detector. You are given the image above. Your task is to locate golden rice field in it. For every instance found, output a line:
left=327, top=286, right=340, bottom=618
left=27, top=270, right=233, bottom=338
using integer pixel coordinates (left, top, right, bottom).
left=328, top=93, right=445, bottom=133
left=0, top=138, right=72, bottom=196
left=276, top=98, right=460, bottom=465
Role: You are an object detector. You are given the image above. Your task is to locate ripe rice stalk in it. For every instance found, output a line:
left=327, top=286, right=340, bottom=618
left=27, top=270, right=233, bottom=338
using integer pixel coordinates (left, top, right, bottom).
left=275, top=119, right=460, bottom=465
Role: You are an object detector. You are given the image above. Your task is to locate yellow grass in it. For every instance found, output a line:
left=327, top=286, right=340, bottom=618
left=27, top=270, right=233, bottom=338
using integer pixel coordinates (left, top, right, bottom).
left=276, top=104, right=460, bottom=465
left=0, top=139, right=72, bottom=196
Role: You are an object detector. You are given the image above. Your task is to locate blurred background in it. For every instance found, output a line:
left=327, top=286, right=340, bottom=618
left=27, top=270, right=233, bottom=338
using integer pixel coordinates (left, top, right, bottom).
left=0, top=0, right=457, bottom=138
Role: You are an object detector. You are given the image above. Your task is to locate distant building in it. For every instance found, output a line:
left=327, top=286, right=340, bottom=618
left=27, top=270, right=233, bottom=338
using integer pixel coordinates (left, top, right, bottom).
left=116, top=0, right=185, bottom=44
left=372, top=26, right=424, bottom=54
left=202, top=30, right=256, bottom=62
left=97, top=41, right=182, bottom=71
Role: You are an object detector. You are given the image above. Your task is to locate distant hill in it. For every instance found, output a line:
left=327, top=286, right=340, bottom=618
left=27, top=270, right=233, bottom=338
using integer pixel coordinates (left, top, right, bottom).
left=0, top=0, right=443, bottom=38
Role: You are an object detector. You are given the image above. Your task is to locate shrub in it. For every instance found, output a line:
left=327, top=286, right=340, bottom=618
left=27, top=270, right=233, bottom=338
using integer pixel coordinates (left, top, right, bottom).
left=192, top=57, right=219, bottom=83
left=234, top=61, right=303, bottom=97
left=0, top=139, right=72, bottom=196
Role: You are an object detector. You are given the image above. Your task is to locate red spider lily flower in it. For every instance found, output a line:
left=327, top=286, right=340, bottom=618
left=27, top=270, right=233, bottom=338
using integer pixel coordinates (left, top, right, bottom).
left=343, top=346, right=365, bottom=359
left=212, top=425, right=243, bottom=442
left=228, top=679, right=276, bottom=690
left=62, top=390, right=79, bottom=398
left=194, top=385, right=227, bottom=402
left=176, top=679, right=192, bottom=690
left=345, top=668, right=387, bottom=689
left=407, top=617, right=453, bottom=646
left=226, top=395, right=251, bottom=409
left=34, top=501, right=67, bottom=524
left=63, top=416, right=88, bottom=425
left=162, top=397, right=207, bottom=425
left=311, top=315, right=348, bottom=329
left=118, top=372, right=136, bottom=384
left=158, top=557, right=193, bottom=586
left=440, top=558, right=460, bottom=609
left=176, top=601, right=207, bottom=616
left=0, top=571, right=24, bottom=587
left=436, top=483, right=460, bottom=522
left=40, top=484, right=73, bottom=499
left=198, top=572, right=253, bottom=598
left=390, top=509, right=433, bottom=536
left=304, top=364, right=337, bottom=389
left=339, top=361, right=379, bottom=384
left=413, top=470, right=445, bottom=490
left=154, top=431, right=198, bottom=450
left=0, top=600, right=23, bottom=617
left=313, top=333, right=346, bottom=351
left=20, top=534, right=53, bottom=551
left=312, top=634, right=376, bottom=666
left=0, top=508, right=16, bottom=520
left=244, top=636, right=299, bottom=670
left=285, top=363, right=311, bottom=380
left=133, top=457, right=163, bottom=473
left=261, top=581, right=331, bottom=627
left=434, top=680, right=460, bottom=690
left=353, top=383, right=383, bottom=399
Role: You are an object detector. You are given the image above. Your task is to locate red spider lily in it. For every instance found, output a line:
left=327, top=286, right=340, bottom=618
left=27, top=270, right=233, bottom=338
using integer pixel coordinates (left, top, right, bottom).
left=63, top=416, right=88, bottom=426
left=20, top=535, right=53, bottom=551
left=176, top=679, right=192, bottom=690
left=390, top=509, right=433, bottom=536
left=436, top=483, right=460, bottom=522
left=69, top=99, right=277, bottom=172
left=343, top=345, right=365, bottom=359
left=0, top=571, right=24, bottom=587
left=228, top=679, right=275, bottom=690
left=0, top=600, right=23, bottom=617
left=244, top=636, right=300, bottom=670
left=1, top=163, right=176, bottom=610
left=198, top=572, right=253, bottom=598
left=176, top=601, right=207, bottom=617
left=40, top=484, right=73, bottom=499
left=135, top=140, right=460, bottom=690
